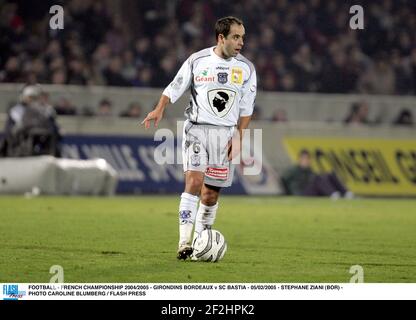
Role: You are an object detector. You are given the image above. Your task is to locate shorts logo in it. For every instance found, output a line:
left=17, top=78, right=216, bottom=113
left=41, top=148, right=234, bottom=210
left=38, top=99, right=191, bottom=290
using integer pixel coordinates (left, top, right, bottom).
left=192, top=141, right=201, bottom=154
left=207, top=89, right=236, bottom=118
left=191, top=154, right=201, bottom=167
left=231, top=68, right=243, bottom=84
left=217, top=72, right=228, bottom=84
left=205, top=167, right=228, bottom=181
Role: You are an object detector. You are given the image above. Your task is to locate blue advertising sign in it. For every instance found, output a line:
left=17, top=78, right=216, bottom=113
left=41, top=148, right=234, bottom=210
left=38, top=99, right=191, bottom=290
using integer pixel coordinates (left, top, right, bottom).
left=61, top=135, right=247, bottom=195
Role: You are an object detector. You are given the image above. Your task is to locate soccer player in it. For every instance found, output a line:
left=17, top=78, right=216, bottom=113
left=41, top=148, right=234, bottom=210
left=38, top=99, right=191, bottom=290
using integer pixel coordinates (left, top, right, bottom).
left=142, top=16, right=257, bottom=260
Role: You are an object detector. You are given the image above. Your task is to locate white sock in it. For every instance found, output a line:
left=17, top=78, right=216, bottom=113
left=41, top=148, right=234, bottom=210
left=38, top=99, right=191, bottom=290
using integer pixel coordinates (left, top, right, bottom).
left=193, top=202, right=218, bottom=242
left=178, top=192, right=199, bottom=247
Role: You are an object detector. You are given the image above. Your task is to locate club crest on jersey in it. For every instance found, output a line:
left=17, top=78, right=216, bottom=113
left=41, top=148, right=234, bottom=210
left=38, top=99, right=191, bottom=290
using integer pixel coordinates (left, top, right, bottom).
left=207, top=89, right=236, bottom=118
left=231, top=68, right=243, bottom=84
left=217, top=72, right=228, bottom=84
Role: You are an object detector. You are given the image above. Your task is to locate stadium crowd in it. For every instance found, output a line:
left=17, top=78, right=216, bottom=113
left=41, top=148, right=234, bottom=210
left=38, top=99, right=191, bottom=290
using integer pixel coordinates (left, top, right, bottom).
left=0, top=0, right=416, bottom=95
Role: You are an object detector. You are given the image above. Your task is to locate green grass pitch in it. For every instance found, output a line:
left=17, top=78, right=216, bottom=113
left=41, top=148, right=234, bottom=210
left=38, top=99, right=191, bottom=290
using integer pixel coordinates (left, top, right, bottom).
left=0, top=196, right=415, bottom=283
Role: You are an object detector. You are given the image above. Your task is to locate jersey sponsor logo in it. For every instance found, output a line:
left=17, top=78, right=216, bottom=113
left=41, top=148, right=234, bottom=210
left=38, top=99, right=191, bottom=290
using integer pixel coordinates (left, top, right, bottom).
left=205, top=167, right=228, bottom=181
left=216, top=66, right=230, bottom=70
left=195, top=75, right=215, bottom=83
left=231, top=68, right=243, bottom=84
left=195, top=69, right=214, bottom=83
left=207, top=89, right=236, bottom=118
left=217, top=72, right=228, bottom=84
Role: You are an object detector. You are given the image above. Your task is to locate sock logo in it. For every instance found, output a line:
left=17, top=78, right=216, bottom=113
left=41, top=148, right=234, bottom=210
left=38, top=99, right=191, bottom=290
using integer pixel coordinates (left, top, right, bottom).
left=179, top=210, right=192, bottom=224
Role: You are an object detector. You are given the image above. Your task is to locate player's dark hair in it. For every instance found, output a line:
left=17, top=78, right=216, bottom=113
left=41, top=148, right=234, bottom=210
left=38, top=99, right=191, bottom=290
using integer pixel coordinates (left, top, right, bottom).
left=215, top=16, right=243, bottom=41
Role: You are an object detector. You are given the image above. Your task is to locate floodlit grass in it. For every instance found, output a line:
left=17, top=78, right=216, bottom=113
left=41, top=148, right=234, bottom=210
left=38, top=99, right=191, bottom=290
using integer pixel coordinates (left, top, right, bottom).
left=0, top=196, right=415, bottom=283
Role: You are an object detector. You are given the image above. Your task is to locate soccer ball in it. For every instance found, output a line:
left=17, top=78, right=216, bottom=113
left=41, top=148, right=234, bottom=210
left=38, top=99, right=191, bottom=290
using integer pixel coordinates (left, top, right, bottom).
left=192, top=229, right=227, bottom=262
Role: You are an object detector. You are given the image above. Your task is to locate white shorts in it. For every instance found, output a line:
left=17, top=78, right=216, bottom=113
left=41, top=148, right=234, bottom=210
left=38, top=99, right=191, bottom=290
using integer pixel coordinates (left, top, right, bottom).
left=182, top=120, right=236, bottom=188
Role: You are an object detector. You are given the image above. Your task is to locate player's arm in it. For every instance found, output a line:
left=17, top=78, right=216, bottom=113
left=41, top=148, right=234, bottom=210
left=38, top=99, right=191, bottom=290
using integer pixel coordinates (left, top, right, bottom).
left=142, top=57, right=193, bottom=129
left=228, top=68, right=257, bottom=160
left=237, top=116, right=251, bottom=139
left=228, top=115, right=251, bottom=161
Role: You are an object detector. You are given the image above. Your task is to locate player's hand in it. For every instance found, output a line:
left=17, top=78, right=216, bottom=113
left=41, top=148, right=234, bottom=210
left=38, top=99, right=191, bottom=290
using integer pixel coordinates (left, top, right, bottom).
left=141, top=108, right=164, bottom=129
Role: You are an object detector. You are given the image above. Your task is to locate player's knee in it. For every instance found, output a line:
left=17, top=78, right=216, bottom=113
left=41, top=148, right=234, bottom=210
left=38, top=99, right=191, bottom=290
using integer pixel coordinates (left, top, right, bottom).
left=201, top=189, right=219, bottom=206
left=185, top=174, right=204, bottom=194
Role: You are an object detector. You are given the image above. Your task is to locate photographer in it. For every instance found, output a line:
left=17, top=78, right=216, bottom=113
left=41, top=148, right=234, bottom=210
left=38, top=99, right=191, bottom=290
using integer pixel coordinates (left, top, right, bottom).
left=0, top=85, right=62, bottom=157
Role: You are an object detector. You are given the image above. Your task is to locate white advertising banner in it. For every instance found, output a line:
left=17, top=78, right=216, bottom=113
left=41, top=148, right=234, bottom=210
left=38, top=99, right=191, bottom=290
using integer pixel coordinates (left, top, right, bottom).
left=0, top=156, right=118, bottom=195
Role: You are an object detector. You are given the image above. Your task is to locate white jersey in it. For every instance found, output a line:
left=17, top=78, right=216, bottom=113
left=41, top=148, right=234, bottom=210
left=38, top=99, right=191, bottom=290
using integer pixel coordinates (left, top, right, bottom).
left=163, top=46, right=257, bottom=126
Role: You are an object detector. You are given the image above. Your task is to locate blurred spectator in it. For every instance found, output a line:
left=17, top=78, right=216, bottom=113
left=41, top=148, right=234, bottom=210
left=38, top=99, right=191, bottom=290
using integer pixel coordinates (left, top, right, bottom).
left=271, top=109, right=288, bottom=122
left=119, top=102, right=143, bottom=118
left=103, top=56, right=130, bottom=87
left=54, top=97, right=77, bottom=116
left=80, top=106, right=95, bottom=117
left=0, top=0, right=416, bottom=95
left=393, top=109, right=414, bottom=127
left=292, top=44, right=319, bottom=92
left=67, top=59, right=88, bottom=85
left=344, top=101, right=370, bottom=125
left=281, top=149, right=353, bottom=199
left=121, top=50, right=137, bottom=83
left=1, top=56, right=22, bottom=82
left=105, top=14, right=129, bottom=55
left=51, top=69, right=67, bottom=85
left=277, top=72, right=298, bottom=92
left=97, top=99, right=113, bottom=116
left=358, top=55, right=396, bottom=95
left=0, top=85, right=62, bottom=157
left=132, top=66, right=153, bottom=87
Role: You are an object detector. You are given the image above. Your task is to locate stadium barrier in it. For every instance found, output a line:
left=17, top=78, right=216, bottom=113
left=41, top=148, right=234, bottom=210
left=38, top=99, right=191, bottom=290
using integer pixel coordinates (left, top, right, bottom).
left=1, top=83, right=415, bottom=196
left=1, top=116, right=415, bottom=196
left=1, top=83, right=416, bottom=123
